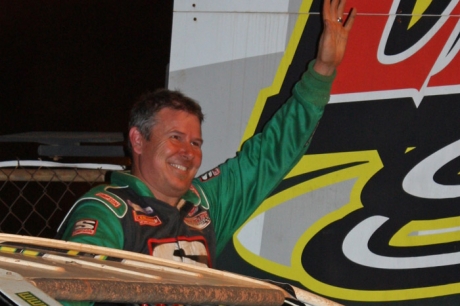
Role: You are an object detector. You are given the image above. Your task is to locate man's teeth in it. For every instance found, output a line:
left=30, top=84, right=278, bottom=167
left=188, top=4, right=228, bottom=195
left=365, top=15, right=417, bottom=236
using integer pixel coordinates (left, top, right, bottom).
left=171, top=164, right=187, bottom=171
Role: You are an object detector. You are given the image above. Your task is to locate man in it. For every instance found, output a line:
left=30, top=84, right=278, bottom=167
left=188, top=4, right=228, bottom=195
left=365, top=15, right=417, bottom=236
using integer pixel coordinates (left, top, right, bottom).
left=58, top=0, right=356, bottom=303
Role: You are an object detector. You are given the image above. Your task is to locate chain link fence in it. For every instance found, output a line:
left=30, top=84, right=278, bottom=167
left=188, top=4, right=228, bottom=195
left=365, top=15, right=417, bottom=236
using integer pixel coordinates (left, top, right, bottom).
left=0, top=160, right=125, bottom=238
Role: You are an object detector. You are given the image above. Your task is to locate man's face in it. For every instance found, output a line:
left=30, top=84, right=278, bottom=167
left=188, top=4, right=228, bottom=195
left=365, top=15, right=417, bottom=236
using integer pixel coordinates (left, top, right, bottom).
left=132, top=108, right=203, bottom=205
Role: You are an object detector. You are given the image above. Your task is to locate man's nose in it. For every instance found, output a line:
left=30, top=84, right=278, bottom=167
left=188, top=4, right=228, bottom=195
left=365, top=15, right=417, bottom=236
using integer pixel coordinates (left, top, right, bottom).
left=180, top=142, right=194, bottom=159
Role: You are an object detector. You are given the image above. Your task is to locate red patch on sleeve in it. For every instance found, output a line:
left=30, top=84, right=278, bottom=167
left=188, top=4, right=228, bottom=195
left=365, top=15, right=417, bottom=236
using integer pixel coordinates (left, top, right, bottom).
left=72, top=219, right=98, bottom=236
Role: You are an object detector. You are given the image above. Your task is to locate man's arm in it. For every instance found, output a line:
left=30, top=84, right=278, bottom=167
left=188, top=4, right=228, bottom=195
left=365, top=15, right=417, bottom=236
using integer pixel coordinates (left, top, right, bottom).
left=60, top=201, right=124, bottom=249
left=198, top=63, right=334, bottom=255
left=196, top=0, right=357, bottom=256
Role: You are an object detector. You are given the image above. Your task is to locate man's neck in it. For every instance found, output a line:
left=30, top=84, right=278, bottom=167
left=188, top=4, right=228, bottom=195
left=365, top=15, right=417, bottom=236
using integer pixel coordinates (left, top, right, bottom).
left=154, top=193, right=181, bottom=207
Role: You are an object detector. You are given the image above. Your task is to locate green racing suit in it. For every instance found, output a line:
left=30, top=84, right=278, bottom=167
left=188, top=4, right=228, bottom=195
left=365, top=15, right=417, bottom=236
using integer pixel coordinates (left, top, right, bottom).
left=57, top=60, right=335, bottom=274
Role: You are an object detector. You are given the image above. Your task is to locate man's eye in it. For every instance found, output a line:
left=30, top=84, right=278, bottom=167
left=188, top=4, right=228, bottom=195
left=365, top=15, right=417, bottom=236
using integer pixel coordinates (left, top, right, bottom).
left=171, top=135, right=181, bottom=140
left=191, top=141, right=202, bottom=147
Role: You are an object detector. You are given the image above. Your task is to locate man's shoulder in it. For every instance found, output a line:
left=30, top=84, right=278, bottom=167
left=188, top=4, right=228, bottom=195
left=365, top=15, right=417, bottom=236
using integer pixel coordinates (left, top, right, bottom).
left=76, top=184, right=129, bottom=218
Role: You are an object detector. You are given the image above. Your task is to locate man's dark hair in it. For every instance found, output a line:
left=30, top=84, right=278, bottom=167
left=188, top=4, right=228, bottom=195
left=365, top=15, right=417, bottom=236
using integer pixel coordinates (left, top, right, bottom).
left=128, top=89, right=204, bottom=152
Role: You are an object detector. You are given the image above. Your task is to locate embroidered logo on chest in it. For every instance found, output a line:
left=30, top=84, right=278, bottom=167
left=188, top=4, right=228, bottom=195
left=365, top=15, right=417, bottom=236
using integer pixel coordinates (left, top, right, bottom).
left=184, top=211, right=211, bottom=230
left=132, top=211, right=162, bottom=227
left=127, top=200, right=162, bottom=227
left=127, top=199, right=154, bottom=215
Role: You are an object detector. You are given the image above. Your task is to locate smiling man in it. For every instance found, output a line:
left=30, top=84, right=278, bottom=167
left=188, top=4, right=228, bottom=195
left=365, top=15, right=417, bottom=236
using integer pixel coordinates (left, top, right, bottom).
left=129, top=94, right=204, bottom=207
left=57, top=0, right=356, bottom=304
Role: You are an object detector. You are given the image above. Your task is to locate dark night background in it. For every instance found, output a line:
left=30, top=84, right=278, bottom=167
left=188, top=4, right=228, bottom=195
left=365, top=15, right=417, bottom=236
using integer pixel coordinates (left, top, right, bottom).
left=0, top=1, right=173, bottom=160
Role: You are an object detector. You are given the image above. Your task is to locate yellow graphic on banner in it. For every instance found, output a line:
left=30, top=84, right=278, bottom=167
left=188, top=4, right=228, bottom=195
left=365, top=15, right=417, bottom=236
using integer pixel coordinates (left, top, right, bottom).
left=390, top=216, right=460, bottom=247
left=409, top=0, right=432, bottom=29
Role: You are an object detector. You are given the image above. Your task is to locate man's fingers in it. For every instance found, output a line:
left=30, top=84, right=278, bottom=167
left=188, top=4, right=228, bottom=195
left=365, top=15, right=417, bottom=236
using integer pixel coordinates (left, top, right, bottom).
left=337, top=0, right=346, bottom=17
left=343, top=7, right=357, bottom=31
left=323, top=0, right=331, bottom=20
left=324, top=0, right=349, bottom=23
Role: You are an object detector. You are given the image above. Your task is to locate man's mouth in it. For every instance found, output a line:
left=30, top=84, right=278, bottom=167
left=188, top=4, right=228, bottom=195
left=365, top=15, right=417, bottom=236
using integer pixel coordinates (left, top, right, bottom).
left=170, top=163, right=187, bottom=171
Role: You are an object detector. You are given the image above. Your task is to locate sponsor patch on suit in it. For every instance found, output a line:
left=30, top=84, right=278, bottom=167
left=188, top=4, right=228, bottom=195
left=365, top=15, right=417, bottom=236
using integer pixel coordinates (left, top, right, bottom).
left=199, top=167, right=221, bottom=182
left=184, top=211, right=211, bottom=230
left=132, top=211, right=162, bottom=226
left=72, top=219, right=98, bottom=236
left=96, top=192, right=121, bottom=208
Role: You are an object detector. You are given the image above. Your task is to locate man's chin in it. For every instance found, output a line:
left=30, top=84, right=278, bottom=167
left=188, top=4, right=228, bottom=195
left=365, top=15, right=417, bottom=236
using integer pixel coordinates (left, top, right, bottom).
left=169, top=179, right=194, bottom=193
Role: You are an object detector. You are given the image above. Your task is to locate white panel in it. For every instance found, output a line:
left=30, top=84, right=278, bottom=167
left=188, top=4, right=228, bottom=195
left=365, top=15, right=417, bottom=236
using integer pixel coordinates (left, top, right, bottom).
left=237, top=212, right=265, bottom=256
left=169, top=53, right=283, bottom=172
left=170, top=1, right=291, bottom=71
left=174, top=0, right=291, bottom=13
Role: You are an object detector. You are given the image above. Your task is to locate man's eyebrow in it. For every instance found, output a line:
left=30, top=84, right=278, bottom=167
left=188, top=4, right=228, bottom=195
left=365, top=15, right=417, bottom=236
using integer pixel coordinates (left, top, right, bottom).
left=192, top=136, right=204, bottom=144
left=170, top=130, right=203, bottom=143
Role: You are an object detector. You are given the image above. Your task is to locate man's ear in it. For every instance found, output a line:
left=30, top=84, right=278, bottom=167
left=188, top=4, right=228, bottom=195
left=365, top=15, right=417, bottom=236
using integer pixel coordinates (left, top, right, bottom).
left=129, top=127, right=144, bottom=155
